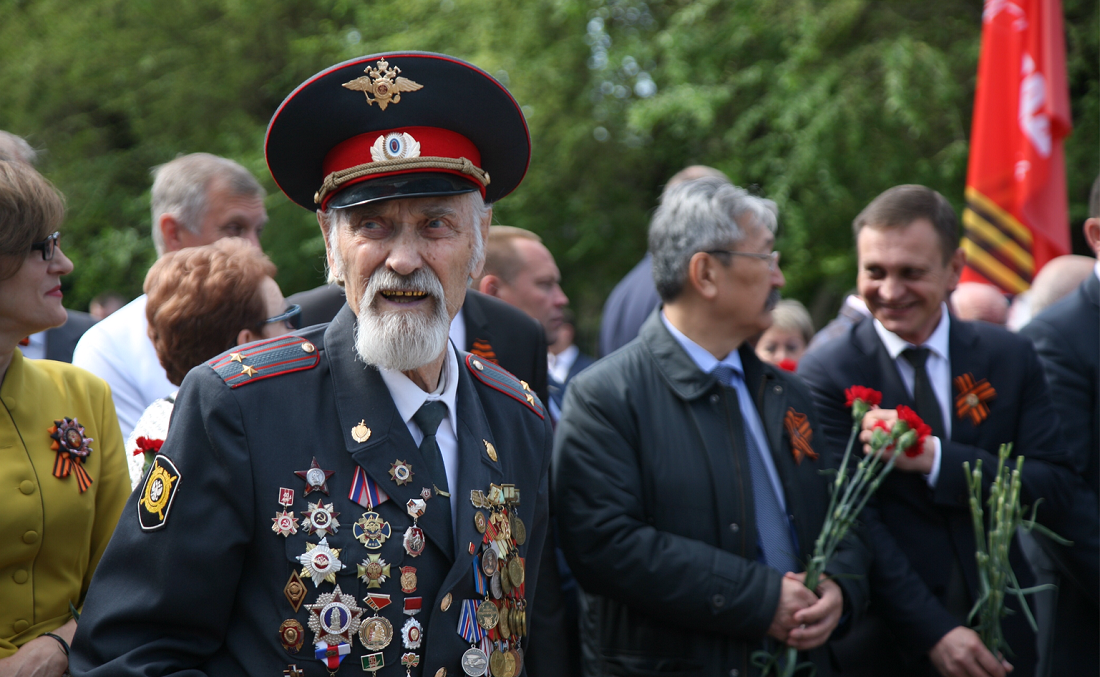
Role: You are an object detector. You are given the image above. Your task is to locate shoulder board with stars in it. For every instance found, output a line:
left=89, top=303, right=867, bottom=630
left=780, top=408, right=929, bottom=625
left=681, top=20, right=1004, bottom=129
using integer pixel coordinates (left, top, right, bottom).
left=207, top=335, right=320, bottom=389
left=464, top=353, right=545, bottom=420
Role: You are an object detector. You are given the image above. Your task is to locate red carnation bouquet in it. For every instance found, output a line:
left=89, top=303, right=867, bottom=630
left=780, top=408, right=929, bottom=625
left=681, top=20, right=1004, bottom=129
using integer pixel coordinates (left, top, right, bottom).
left=134, top=436, right=163, bottom=477
left=757, top=387, right=928, bottom=677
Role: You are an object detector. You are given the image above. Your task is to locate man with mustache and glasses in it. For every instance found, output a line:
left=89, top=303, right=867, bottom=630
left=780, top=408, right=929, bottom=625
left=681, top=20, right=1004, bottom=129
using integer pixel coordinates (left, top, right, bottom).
left=553, top=176, right=870, bottom=677
left=71, top=54, right=553, bottom=677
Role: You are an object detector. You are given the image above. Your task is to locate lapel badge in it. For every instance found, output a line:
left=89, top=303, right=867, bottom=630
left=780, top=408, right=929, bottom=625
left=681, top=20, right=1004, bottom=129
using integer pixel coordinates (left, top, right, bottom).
left=272, top=509, right=300, bottom=537
left=406, top=498, right=426, bottom=521
left=484, top=440, right=498, bottom=463
left=302, top=500, right=341, bottom=537
left=487, top=484, right=504, bottom=506
left=279, top=619, right=305, bottom=653
left=357, top=554, right=391, bottom=589
left=138, top=455, right=181, bottom=531
left=954, top=374, right=996, bottom=425
left=362, top=652, right=385, bottom=675
left=298, top=537, right=344, bottom=586
left=364, top=592, right=392, bottom=613
left=354, top=511, right=392, bottom=549
left=294, top=457, right=334, bottom=496
left=342, top=58, right=423, bottom=111
left=421, top=487, right=433, bottom=501
left=284, top=571, right=308, bottom=612
left=403, top=525, right=426, bottom=558
left=284, top=665, right=304, bottom=677
left=352, top=420, right=372, bottom=443
left=783, top=408, right=817, bottom=465
left=470, top=489, right=488, bottom=509
left=402, top=653, right=421, bottom=673
left=306, top=584, right=364, bottom=646
left=279, top=487, right=295, bottom=506
left=49, top=417, right=94, bottom=493
left=389, top=459, right=414, bottom=486
left=399, top=566, right=418, bottom=593
left=474, top=511, right=487, bottom=534
left=403, top=596, right=422, bottom=616
left=401, top=617, right=423, bottom=649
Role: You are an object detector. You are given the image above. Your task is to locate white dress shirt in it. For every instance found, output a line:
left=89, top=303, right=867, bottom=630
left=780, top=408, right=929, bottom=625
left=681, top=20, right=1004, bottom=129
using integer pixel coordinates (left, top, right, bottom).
left=72, top=295, right=175, bottom=440
left=547, top=344, right=579, bottom=385
left=448, top=309, right=466, bottom=353
left=872, top=303, right=952, bottom=486
left=378, top=342, right=461, bottom=532
left=19, top=331, right=47, bottom=360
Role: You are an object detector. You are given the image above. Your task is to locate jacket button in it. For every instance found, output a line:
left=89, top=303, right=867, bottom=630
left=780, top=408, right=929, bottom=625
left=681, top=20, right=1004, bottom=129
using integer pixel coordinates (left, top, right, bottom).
left=712, top=594, right=725, bottom=608
left=730, top=670, right=740, bottom=677
left=440, top=593, right=452, bottom=612
left=19, top=480, right=35, bottom=495
left=435, top=670, right=446, bottom=677
left=13, top=620, right=29, bottom=633
left=23, top=531, right=38, bottom=544
left=729, top=523, right=739, bottom=533
left=773, top=385, right=783, bottom=394
left=710, top=394, right=720, bottom=404
left=12, top=569, right=27, bottom=584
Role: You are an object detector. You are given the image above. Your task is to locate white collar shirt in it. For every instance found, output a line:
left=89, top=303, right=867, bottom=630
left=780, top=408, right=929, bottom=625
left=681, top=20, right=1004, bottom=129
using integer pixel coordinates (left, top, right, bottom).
left=872, top=303, right=952, bottom=486
left=20, top=331, right=47, bottom=360
left=378, top=341, right=461, bottom=530
left=547, top=345, right=579, bottom=385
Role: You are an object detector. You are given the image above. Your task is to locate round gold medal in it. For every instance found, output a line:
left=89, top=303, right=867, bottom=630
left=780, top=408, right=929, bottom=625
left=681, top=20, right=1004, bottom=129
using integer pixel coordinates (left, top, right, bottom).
left=476, top=600, right=499, bottom=630
left=498, top=602, right=511, bottom=639
left=358, top=616, right=393, bottom=651
left=508, top=557, right=524, bottom=587
left=510, top=514, right=526, bottom=546
left=489, top=649, right=507, bottom=677
left=474, top=510, right=487, bottom=534
left=501, top=650, right=516, bottom=677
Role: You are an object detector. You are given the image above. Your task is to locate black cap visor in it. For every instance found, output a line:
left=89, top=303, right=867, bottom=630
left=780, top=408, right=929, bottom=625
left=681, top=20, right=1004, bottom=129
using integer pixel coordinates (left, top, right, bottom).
left=327, top=172, right=479, bottom=210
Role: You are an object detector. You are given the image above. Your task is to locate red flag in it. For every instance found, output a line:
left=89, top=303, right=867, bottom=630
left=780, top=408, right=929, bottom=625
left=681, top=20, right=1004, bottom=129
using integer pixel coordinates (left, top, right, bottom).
left=960, top=0, right=1072, bottom=293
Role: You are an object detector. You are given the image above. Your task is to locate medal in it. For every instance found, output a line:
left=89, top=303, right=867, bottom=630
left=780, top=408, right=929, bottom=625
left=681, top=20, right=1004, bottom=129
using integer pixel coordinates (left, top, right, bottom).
left=298, top=537, right=344, bottom=586
left=279, top=487, right=295, bottom=506
left=354, top=511, right=392, bottom=549
left=508, top=557, right=525, bottom=587
left=481, top=547, right=499, bottom=577
left=474, top=511, right=487, bottom=534
left=364, top=592, right=392, bottom=613
left=501, top=649, right=517, bottom=677
left=285, top=571, right=307, bottom=612
left=362, top=652, right=385, bottom=675
left=389, top=459, right=414, bottom=485
left=284, top=665, right=304, bottom=677
left=401, top=617, right=423, bottom=649
left=470, top=490, right=488, bottom=509
left=472, top=556, right=487, bottom=596
left=305, top=584, right=364, bottom=645
left=510, top=514, right=526, bottom=546
left=48, top=417, right=94, bottom=493
left=490, top=572, right=503, bottom=600
left=301, top=500, right=340, bottom=537
left=401, top=653, right=421, bottom=676
left=404, top=597, right=422, bottom=616
left=313, top=641, right=350, bottom=674
left=280, top=619, right=305, bottom=653
left=458, top=599, right=486, bottom=644
left=407, top=497, right=426, bottom=520
left=512, top=649, right=524, bottom=677
left=349, top=466, right=389, bottom=509
left=400, top=566, right=418, bottom=593
left=357, top=554, right=391, bottom=588
left=272, top=509, right=300, bottom=537
left=498, top=602, right=511, bottom=640
left=294, top=457, right=334, bottom=496
left=476, top=599, right=499, bottom=630
left=421, top=487, right=433, bottom=501
left=404, top=526, right=426, bottom=557
left=358, top=615, right=394, bottom=651
left=462, top=648, right=490, bottom=677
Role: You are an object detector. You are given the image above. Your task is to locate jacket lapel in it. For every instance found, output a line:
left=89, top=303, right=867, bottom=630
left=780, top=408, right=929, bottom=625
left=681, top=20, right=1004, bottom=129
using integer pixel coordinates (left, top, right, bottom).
left=854, top=318, right=911, bottom=408
left=325, top=306, right=455, bottom=563
left=946, top=318, right=983, bottom=446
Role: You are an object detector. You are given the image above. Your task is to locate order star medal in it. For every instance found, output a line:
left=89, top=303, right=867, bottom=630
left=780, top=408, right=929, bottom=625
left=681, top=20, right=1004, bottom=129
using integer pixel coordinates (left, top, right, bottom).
left=298, top=537, right=344, bottom=586
left=354, top=511, right=392, bottom=549
left=306, top=584, right=364, bottom=645
left=302, top=500, right=341, bottom=537
left=272, top=509, right=300, bottom=537
left=358, top=554, right=391, bottom=589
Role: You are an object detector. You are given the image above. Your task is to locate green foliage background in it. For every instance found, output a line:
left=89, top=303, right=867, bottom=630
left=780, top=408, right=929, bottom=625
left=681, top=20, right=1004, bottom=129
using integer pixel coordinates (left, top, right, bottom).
left=1, top=0, right=1096, bottom=350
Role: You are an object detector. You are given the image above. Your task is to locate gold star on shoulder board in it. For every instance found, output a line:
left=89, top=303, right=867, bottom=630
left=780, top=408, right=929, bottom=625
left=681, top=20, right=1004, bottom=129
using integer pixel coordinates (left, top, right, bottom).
left=230, top=353, right=243, bottom=362
left=241, top=364, right=258, bottom=377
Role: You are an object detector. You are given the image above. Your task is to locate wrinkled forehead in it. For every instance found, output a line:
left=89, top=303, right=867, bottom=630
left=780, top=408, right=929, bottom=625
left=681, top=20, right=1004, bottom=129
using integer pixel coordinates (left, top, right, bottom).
left=334, top=193, right=476, bottom=228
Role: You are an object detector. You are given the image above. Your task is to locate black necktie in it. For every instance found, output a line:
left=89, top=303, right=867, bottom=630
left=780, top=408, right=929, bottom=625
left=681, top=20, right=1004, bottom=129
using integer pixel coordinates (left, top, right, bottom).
left=901, top=347, right=946, bottom=439
left=412, top=400, right=453, bottom=554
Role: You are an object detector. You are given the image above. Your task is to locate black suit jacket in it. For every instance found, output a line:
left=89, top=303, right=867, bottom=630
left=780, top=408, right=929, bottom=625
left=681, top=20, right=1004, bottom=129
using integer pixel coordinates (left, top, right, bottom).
left=45, top=310, right=97, bottom=362
left=288, top=285, right=549, bottom=405
left=799, top=316, right=1078, bottom=675
left=597, top=254, right=660, bottom=358
left=71, top=306, right=553, bottom=676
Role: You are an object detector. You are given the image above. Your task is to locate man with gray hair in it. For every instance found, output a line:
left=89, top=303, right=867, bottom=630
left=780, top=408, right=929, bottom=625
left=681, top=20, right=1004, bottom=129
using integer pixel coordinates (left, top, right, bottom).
left=73, top=152, right=267, bottom=438
left=554, top=176, right=869, bottom=676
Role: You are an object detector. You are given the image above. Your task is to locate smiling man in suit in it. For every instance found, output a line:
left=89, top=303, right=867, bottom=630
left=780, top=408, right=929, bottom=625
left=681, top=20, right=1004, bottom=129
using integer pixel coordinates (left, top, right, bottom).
left=799, top=185, right=1079, bottom=677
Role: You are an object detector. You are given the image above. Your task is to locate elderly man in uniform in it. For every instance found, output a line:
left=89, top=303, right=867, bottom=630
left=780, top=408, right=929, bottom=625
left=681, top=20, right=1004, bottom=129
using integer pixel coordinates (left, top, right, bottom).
left=70, top=53, right=552, bottom=677
left=554, top=176, right=870, bottom=677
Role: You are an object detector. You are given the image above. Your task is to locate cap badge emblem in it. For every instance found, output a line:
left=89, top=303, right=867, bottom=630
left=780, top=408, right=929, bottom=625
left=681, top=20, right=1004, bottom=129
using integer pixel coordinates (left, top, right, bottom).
left=371, top=132, right=421, bottom=162
left=342, top=58, right=423, bottom=110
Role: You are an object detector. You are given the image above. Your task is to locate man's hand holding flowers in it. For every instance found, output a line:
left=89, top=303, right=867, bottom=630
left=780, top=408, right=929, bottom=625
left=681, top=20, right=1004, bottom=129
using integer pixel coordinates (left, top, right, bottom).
left=859, top=405, right=934, bottom=472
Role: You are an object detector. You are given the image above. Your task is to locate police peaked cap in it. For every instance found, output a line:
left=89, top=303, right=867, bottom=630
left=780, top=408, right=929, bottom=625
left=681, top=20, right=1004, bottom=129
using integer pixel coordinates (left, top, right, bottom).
left=265, top=52, right=531, bottom=211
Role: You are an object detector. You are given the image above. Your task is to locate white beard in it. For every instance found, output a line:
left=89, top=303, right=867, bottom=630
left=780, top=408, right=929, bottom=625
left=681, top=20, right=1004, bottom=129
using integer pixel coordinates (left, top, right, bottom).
left=353, top=267, right=451, bottom=372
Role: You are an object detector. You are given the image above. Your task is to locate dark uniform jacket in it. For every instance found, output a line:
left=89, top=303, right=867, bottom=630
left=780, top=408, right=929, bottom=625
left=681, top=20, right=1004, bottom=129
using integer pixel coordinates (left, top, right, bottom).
left=1019, top=273, right=1100, bottom=676
left=799, top=316, right=1081, bottom=676
left=553, top=311, right=870, bottom=677
left=70, top=306, right=553, bottom=677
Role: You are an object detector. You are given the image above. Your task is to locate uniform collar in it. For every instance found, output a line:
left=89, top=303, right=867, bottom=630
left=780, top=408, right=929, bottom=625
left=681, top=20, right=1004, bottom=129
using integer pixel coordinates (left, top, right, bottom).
left=378, top=341, right=460, bottom=434
left=873, top=302, right=951, bottom=361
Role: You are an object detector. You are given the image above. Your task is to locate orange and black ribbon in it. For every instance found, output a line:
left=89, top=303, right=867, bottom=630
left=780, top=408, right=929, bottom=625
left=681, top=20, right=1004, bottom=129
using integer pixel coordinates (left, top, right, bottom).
left=954, top=374, right=996, bottom=426
left=784, top=408, right=817, bottom=465
left=48, top=417, right=94, bottom=493
left=470, top=338, right=499, bottom=364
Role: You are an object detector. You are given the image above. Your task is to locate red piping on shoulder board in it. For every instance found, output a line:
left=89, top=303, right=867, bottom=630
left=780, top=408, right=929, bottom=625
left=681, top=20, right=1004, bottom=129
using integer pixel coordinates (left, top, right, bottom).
left=464, top=353, right=544, bottom=420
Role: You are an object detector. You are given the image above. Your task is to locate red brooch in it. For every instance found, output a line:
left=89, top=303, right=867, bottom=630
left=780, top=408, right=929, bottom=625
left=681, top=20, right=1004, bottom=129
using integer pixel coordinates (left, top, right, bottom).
left=784, top=408, right=817, bottom=465
left=49, top=417, right=94, bottom=492
left=954, top=374, right=996, bottom=425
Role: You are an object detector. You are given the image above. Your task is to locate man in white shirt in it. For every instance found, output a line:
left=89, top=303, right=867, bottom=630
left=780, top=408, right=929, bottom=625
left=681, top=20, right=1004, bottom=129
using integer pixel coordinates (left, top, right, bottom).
left=800, top=184, right=1079, bottom=677
left=73, top=153, right=267, bottom=437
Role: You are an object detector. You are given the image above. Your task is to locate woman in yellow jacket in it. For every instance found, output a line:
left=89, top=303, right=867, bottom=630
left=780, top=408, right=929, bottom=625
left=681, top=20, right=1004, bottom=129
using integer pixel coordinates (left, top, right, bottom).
left=0, top=160, right=129, bottom=675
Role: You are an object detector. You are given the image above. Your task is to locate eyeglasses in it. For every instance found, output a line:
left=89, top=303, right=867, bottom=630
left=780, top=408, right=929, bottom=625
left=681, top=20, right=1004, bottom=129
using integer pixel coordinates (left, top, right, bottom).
left=265, top=304, right=302, bottom=330
left=30, top=232, right=61, bottom=261
left=704, top=249, right=781, bottom=270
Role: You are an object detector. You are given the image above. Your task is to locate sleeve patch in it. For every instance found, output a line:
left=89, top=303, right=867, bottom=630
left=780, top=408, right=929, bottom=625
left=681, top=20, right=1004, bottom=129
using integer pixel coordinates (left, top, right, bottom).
left=465, top=353, right=546, bottom=420
left=138, top=455, right=181, bottom=531
left=207, top=335, right=320, bottom=388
